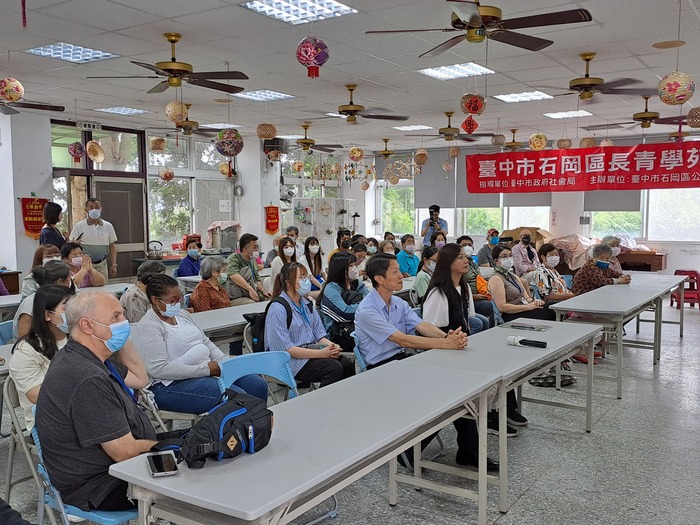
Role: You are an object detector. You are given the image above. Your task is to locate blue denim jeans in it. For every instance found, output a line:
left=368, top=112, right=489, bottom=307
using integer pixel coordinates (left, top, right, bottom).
left=468, top=313, right=490, bottom=334
left=150, top=374, right=268, bottom=414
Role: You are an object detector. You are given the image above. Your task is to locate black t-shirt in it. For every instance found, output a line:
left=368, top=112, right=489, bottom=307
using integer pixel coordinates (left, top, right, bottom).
left=35, top=340, right=156, bottom=510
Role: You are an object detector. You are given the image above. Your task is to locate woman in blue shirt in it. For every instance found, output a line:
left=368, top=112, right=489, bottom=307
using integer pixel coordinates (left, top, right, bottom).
left=177, top=239, right=202, bottom=277
left=39, top=201, right=66, bottom=250
left=265, top=262, right=354, bottom=387
left=319, top=252, right=369, bottom=352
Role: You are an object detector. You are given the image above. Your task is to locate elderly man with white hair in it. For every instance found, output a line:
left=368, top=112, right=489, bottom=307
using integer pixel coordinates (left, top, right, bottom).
left=511, top=228, right=542, bottom=280
left=35, top=291, right=156, bottom=512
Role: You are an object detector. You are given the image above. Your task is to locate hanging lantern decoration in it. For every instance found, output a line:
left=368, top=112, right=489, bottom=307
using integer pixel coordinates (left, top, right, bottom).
left=165, top=100, right=188, bottom=122
left=267, top=150, right=282, bottom=161
left=687, top=107, right=700, bottom=128
left=528, top=133, right=548, bottom=151
left=67, top=142, right=85, bottom=164
left=292, top=160, right=304, bottom=173
left=389, top=174, right=400, bottom=185
left=360, top=181, right=370, bottom=191
left=556, top=138, right=573, bottom=149
left=256, top=122, right=277, bottom=140
left=296, top=36, right=329, bottom=78
left=448, top=146, right=461, bottom=159
left=414, top=148, right=428, bottom=166
left=218, top=162, right=230, bottom=176
left=149, top=137, right=166, bottom=153
left=0, top=77, right=24, bottom=102
left=214, top=129, right=244, bottom=179
left=658, top=71, right=695, bottom=106
left=600, top=138, right=615, bottom=147
left=159, top=168, right=175, bottom=182
left=442, top=160, right=453, bottom=172
left=579, top=137, right=597, bottom=148
left=461, top=116, right=479, bottom=134
left=348, top=147, right=364, bottom=162
left=460, top=93, right=486, bottom=115
left=491, top=134, right=506, bottom=147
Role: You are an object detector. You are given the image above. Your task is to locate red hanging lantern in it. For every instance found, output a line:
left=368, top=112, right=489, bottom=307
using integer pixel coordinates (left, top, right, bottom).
left=461, top=116, right=479, bottom=135
left=296, top=36, right=329, bottom=78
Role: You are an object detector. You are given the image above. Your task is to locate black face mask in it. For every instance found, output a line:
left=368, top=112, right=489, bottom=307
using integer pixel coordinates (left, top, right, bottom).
left=521, top=235, right=532, bottom=245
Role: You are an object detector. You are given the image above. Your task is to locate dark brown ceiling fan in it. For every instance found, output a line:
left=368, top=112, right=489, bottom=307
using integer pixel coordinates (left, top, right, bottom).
left=366, top=0, right=593, bottom=56
left=406, top=111, right=493, bottom=142
left=146, top=104, right=228, bottom=137
left=294, top=122, right=344, bottom=153
left=0, top=99, right=65, bottom=115
left=87, top=33, right=248, bottom=95
left=332, top=84, right=409, bottom=123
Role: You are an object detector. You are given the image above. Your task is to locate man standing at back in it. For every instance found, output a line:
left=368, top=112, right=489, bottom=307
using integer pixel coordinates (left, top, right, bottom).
left=35, top=291, right=155, bottom=511
left=420, top=204, right=448, bottom=247
left=69, top=198, right=118, bottom=281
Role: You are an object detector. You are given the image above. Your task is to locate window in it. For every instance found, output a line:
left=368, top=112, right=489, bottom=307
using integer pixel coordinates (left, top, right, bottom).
left=148, top=136, right=189, bottom=169
left=194, top=139, right=228, bottom=170
left=147, top=176, right=192, bottom=248
left=194, top=179, right=233, bottom=235
left=590, top=211, right=643, bottom=238
left=51, top=123, right=84, bottom=168
left=459, top=208, right=503, bottom=237
left=506, top=206, right=551, bottom=231
left=381, top=184, right=415, bottom=235
left=91, top=130, right=140, bottom=172
left=647, top=188, right=700, bottom=240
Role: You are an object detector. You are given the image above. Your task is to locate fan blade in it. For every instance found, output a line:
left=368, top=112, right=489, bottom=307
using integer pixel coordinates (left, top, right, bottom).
left=147, top=81, right=171, bottom=94
left=580, top=122, right=634, bottom=132
left=131, top=61, right=172, bottom=77
left=447, top=0, right=482, bottom=27
left=597, top=78, right=641, bottom=90
left=0, top=103, right=20, bottom=115
left=87, top=75, right=161, bottom=79
left=655, top=116, right=686, bottom=125
left=188, top=71, right=249, bottom=80
left=360, top=113, right=410, bottom=121
left=601, top=88, right=657, bottom=96
left=312, top=146, right=336, bottom=153
left=404, top=134, right=441, bottom=137
left=366, top=28, right=458, bottom=34
left=419, top=35, right=466, bottom=58
left=186, top=78, right=245, bottom=94
left=454, top=135, right=477, bottom=142
left=10, top=101, right=65, bottom=112
left=315, top=144, right=344, bottom=149
left=499, top=8, right=592, bottom=30
left=194, top=127, right=225, bottom=134
left=488, top=30, right=553, bottom=51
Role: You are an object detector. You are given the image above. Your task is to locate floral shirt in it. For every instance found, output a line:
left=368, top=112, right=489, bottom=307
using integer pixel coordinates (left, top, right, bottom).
left=531, top=266, right=568, bottom=298
left=572, top=261, right=622, bottom=295
left=190, top=279, right=231, bottom=312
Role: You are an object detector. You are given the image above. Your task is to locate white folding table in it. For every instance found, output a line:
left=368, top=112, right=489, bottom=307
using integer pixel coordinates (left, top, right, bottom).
left=0, top=294, right=22, bottom=321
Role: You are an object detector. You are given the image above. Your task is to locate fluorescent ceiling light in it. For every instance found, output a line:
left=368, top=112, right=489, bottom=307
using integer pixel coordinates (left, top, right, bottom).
left=239, top=0, right=357, bottom=25
left=418, top=62, right=494, bottom=80
left=325, top=112, right=348, bottom=118
left=277, top=134, right=304, bottom=140
left=232, top=90, right=295, bottom=101
left=494, top=91, right=553, bottom=103
left=543, top=110, right=593, bottom=119
left=392, top=124, right=433, bottom=131
left=200, top=123, right=241, bottom=129
left=93, top=106, right=149, bottom=116
left=25, top=42, right=119, bottom=63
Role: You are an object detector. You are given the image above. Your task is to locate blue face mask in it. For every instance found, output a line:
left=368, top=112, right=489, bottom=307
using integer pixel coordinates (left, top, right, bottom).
left=595, top=259, right=610, bottom=270
left=91, top=319, right=130, bottom=353
left=160, top=302, right=181, bottom=318
left=489, top=236, right=500, bottom=246
left=187, top=249, right=199, bottom=259
left=50, top=311, right=69, bottom=334
left=297, top=277, right=312, bottom=297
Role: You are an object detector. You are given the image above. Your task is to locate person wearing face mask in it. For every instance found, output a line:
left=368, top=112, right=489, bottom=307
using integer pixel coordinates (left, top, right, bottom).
left=379, top=240, right=397, bottom=256
left=266, top=262, right=354, bottom=387
left=177, top=239, right=203, bottom=277
left=9, top=285, right=75, bottom=430
left=21, top=244, right=62, bottom=298
left=302, top=236, right=326, bottom=293
left=61, top=242, right=106, bottom=288
left=286, top=225, right=305, bottom=259
left=384, top=232, right=400, bottom=254
left=601, top=235, right=624, bottom=274
left=456, top=235, right=494, bottom=321
left=530, top=243, right=574, bottom=302
left=420, top=204, right=448, bottom=247
left=39, top=201, right=67, bottom=250
left=511, top=229, right=542, bottom=280
left=69, top=198, right=118, bottom=281
left=34, top=291, right=154, bottom=512
left=130, top=274, right=268, bottom=416
left=318, top=252, right=368, bottom=353
left=414, top=247, right=438, bottom=301
left=190, top=256, right=232, bottom=312
left=352, top=242, right=369, bottom=279
left=397, top=234, right=420, bottom=277
left=271, top=237, right=298, bottom=286
left=366, top=237, right=379, bottom=256
left=119, top=260, right=167, bottom=323
left=327, top=229, right=352, bottom=265
left=264, top=235, right=282, bottom=268
left=477, top=228, right=501, bottom=267
left=430, top=231, right=447, bottom=250
left=225, top=233, right=270, bottom=305
left=572, top=243, right=631, bottom=296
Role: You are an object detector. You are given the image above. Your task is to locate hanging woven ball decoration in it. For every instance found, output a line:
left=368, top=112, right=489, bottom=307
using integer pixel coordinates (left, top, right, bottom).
left=600, top=138, right=615, bottom=147
left=267, top=150, right=282, bottom=161
left=448, top=146, right=461, bottom=159
left=296, top=36, right=329, bottom=78
left=256, top=122, right=277, bottom=140
left=442, top=160, right=453, bottom=172
left=218, top=162, right=230, bottom=176
left=0, top=77, right=24, bottom=102
left=165, top=100, right=188, bottom=122
left=349, top=147, right=364, bottom=162
left=687, top=107, right=700, bottom=128
left=460, top=93, right=486, bottom=115
left=556, top=138, right=572, bottom=149
left=292, top=160, right=305, bottom=173
left=528, top=133, right=548, bottom=151
left=414, top=148, right=428, bottom=166
left=149, top=137, right=166, bottom=152
left=579, top=137, right=597, bottom=148
left=360, top=181, right=370, bottom=191
left=67, top=142, right=85, bottom=163
left=658, top=71, right=695, bottom=105
left=159, top=168, right=175, bottom=182
left=491, top=134, right=506, bottom=146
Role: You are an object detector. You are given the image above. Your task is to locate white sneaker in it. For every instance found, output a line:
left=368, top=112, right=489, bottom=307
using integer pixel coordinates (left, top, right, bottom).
left=66, top=515, right=86, bottom=523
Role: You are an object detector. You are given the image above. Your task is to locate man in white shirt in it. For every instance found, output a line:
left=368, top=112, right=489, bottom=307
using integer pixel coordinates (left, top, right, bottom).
left=511, top=229, right=541, bottom=280
left=286, top=226, right=305, bottom=259
left=69, top=198, right=118, bottom=281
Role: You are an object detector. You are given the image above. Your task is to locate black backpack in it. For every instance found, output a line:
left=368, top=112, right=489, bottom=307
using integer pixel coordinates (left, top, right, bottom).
left=243, top=297, right=314, bottom=353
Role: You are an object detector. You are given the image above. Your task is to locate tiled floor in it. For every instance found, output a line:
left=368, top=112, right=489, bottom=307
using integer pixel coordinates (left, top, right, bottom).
left=2, top=303, right=698, bottom=524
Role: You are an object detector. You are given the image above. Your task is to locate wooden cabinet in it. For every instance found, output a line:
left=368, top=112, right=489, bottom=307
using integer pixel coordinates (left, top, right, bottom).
left=617, top=251, right=667, bottom=272
left=0, top=271, right=22, bottom=294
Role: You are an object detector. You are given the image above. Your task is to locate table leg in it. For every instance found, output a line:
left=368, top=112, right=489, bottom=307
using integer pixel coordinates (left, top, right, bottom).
left=679, top=284, right=685, bottom=338
left=137, top=493, right=150, bottom=525
left=478, top=392, right=487, bottom=525
left=586, top=335, right=594, bottom=433
left=616, top=320, right=623, bottom=400
left=498, top=382, right=508, bottom=514
left=653, top=296, right=662, bottom=364
left=388, top=457, right=398, bottom=506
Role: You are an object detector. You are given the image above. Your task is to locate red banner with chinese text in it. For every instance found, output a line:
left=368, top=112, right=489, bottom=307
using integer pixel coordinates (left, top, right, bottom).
left=466, top=143, right=700, bottom=193
left=264, top=205, right=280, bottom=235
left=21, top=197, right=48, bottom=239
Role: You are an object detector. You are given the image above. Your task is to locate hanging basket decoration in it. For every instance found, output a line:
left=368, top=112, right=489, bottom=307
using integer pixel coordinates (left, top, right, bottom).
left=491, top=134, right=506, bottom=146
left=461, top=116, right=479, bottom=134
left=348, top=146, right=364, bottom=162
left=528, top=133, right=548, bottom=151
left=292, top=160, right=305, bottom=173
left=556, top=138, right=573, bottom=149
left=67, top=142, right=85, bottom=164
left=256, top=122, right=277, bottom=140
left=442, top=160, right=453, bottom=172
left=460, top=93, right=485, bottom=115
left=658, top=71, right=695, bottom=106
left=85, top=141, right=105, bottom=163
left=687, top=107, right=700, bottom=128
left=0, top=77, right=24, bottom=102
left=296, top=35, right=329, bottom=78
left=579, top=137, right=597, bottom=148
left=414, top=148, right=428, bottom=166
left=165, top=100, right=188, bottom=122
left=218, top=162, right=231, bottom=176
left=600, top=138, right=615, bottom=147
left=448, top=146, right=461, bottom=159
left=149, top=137, right=166, bottom=152
left=267, top=149, right=282, bottom=161
left=159, top=168, right=175, bottom=182
left=388, top=174, right=400, bottom=185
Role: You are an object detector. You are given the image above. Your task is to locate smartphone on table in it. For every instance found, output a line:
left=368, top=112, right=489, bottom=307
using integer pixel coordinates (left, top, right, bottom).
left=147, top=451, right=179, bottom=477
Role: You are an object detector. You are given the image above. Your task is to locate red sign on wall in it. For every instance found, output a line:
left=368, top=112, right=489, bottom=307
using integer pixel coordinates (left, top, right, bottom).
left=264, top=205, right=280, bottom=235
left=466, top=143, right=700, bottom=193
left=20, top=197, right=48, bottom=239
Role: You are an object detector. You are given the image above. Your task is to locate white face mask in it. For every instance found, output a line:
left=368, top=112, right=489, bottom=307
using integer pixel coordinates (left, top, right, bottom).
left=546, top=255, right=560, bottom=267
left=283, top=247, right=295, bottom=257
left=348, top=266, right=360, bottom=281
left=426, top=261, right=436, bottom=272
left=309, top=245, right=320, bottom=255
left=463, top=245, right=474, bottom=257
left=611, top=247, right=621, bottom=257
left=499, top=257, right=514, bottom=270
left=252, top=250, right=260, bottom=259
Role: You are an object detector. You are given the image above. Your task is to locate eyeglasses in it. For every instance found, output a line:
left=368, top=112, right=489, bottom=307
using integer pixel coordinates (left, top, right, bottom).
left=157, top=294, right=183, bottom=305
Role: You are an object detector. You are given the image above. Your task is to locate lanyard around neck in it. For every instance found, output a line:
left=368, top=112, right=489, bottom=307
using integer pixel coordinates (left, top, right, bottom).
left=104, top=360, right=138, bottom=405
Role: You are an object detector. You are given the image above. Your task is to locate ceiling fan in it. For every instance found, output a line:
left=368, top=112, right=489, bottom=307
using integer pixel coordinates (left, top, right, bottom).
left=504, top=129, right=524, bottom=151
left=147, top=104, right=228, bottom=137
left=579, top=96, right=666, bottom=132
left=0, top=99, right=65, bottom=115
left=329, top=84, right=409, bottom=123
left=366, top=1, right=592, bottom=56
left=541, top=52, right=655, bottom=101
left=407, top=111, right=493, bottom=142
left=295, top=122, right=344, bottom=153
left=87, top=33, right=248, bottom=95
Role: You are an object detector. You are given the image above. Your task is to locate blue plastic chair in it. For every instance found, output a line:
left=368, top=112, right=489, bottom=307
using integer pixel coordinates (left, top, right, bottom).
left=30, top=408, right=137, bottom=525
left=561, top=274, right=574, bottom=290
left=350, top=331, right=368, bottom=373
left=0, top=320, right=13, bottom=344
left=172, top=268, right=179, bottom=278
left=218, top=351, right=299, bottom=399
left=184, top=293, right=191, bottom=308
